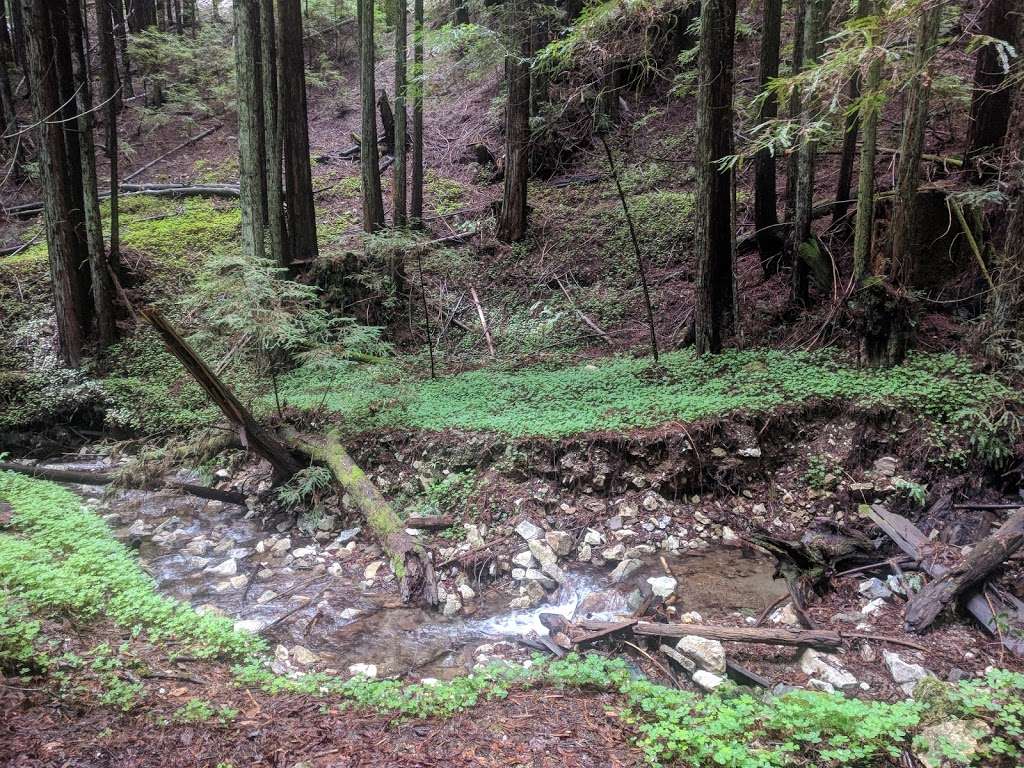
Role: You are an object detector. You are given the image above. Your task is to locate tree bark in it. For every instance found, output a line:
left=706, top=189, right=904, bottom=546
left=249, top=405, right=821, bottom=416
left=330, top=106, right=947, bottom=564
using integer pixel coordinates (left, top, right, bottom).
left=97, top=0, right=121, bottom=274
left=260, top=0, right=286, bottom=267
left=359, top=0, right=385, bottom=231
left=278, top=0, right=318, bottom=264
left=143, top=309, right=303, bottom=481
left=577, top=619, right=843, bottom=648
left=964, top=0, right=1014, bottom=176
left=785, top=0, right=806, bottom=221
left=905, top=508, right=1024, bottom=633
left=693, top=0, right=736, bottom=354
left=496, top=1, right=531, bottom=243
left=393, top=0, right=408, bottom=227
left=852, top=40, right=882, bottom=284
left=233, top=0, right=267, bottom=260
left=21, top=0, right=89, bottom=366
left=410, top=0, right=424, bottom=225
left=377, top=87, right=395, bottom=155
left=833, top=0, right=870, bottom=229
left=8, top=0, right=27, bottom=91
left=790, top=0, right=832, bottom=305
left=110, top=0, right=133, bottom=99
left=285, top=430, right=438, bottom=606
left=754, top=0, right=784, bottom=275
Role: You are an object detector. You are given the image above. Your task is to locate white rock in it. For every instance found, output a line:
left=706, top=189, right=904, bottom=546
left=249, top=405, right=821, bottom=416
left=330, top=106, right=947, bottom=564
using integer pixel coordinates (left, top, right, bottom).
left=511, top=567, right=527, bottom=580
left=270, top=537, right=292, bottom=556
left=363, top=560, right=385, bottom=580
left=675, top=636, right=726, bottom=674
left=800, top=649, right=857, bottom=690
left=528, top=540, right=558, bottom=568
left=721, top=526, right=740, bottom=545
left=577, top=543, right=592, bottom=562
left=647, top=576, right=677, bottom=598
left=692, top=670, right=724, bottom=691
left=583, top=529, right=604, bottom=546
left=512, top=550, right=536, bottom=568
left=205, top=558, right=237, bottom=577
left=442, top=594, right=462, bottom=616
left=257, top=590, right=278, bottom=604
left=457, top=584, right=476, bottom=600
left=858, top=578, right=893, bottom=600
left=679, top=611, right=703, bottom=624
left=770, top=604, right=800, bottom=627
left=291, top=645, right=318, bottom=665
left=228, top=574, right=248, bottom=589
left=339, top=608, right=361, bottom=620
left=883, top=650, right=932, bottom=696
left=292, top=546, right=317, bottom=558
left=515, top=519, right=544, bottom=541
left=327, top=562, right=344, bottom=577
left=233, top=619, right=265, bottom=634
left=348, top=663, right=378, bottom=678
left=601, top=544, right=626, bottom=561
left=861, top=597, right=887, bottom=615
left=609, top=558, right=642, bottom=584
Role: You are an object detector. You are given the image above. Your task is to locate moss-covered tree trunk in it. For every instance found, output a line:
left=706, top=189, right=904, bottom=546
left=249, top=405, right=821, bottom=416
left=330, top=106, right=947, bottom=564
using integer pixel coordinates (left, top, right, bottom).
left=359, top=0, right=385, bottom=231
left=852, top=39, right=882, bottom=285
left=693, top=0, right=736, bottom=354
left=753, top=0, right=783, bottom=275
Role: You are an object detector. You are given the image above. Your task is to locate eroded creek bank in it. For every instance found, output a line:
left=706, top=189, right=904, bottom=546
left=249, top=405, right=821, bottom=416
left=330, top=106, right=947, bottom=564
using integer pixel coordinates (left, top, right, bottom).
left=25, top=407, right=1024, bottom=698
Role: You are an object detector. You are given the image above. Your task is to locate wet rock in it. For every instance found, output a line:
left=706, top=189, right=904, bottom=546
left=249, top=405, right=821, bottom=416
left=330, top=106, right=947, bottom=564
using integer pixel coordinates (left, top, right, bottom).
left=335, top=527, right=361, bottom=545
left=800, top=649, right=857, bottom=690
left=511, top=567, right=527, bottom=580
left=675, top=636, right=726, bottom=674
left=609, top=558, right=642, bottom=584
left=692, top=670, right=724, bottom=691
left=914, top=720, right=990, bottom=768
left=327, top=562, right=344, bottom=577
left=858, top=578, right=892, bottom=600
left=270, top=538, right=292, bottom=557
left=583, top=529, right=604, bottom=546
left=349, top=663, right=378, bottom=678
left=256, top=568, right=275, bottom=580
left=205, top=558, right=237, bottom=577
left=292, top=545, right=317, bottom=559
left=577, top=543, right=592, bottom=562
left=659, top=644, right=696, bottom=673
left=457, top=584, right=476, bottom=601
left=442, top=594, right=463, bottom=616
left=601, top=544, right=626, bottom=561
left=363, top=560, right=385, bottom=580
left=257, top=590, right=278, bottom=604
left=721, top=526, right=740, bottom=545
left=508, top=595, right=535, bottom=609
left=545, top=531, right=574, bottom=557
left=523, top=569, right=557, bottom=590
left=515, top=519, right=544, bottom=541
left=883, top=650, right=932, bottom=696
left=647, top=576, right=677, bottom=598
left=292, top=645, right=319, bottom=665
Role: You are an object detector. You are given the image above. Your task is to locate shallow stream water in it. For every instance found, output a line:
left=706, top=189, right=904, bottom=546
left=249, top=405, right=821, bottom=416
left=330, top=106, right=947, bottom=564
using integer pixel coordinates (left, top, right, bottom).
left=39, top=458, right=788, bottom=679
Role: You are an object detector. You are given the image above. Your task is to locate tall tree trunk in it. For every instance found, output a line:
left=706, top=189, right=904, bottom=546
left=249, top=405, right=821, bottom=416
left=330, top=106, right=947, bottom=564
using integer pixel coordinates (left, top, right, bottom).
left=393, top=0, right=408, bottom=227
left=452, top=0, right=469, bottom=25
left=260, top=0, right=286, bottom=267
left=852, top=39, right=882, bottom=284
left=67, top=0, right=117, bottom=348
left=496, top=0, right=531, bottom=243
left=234, top=0, right=267, bottom=259
left=8, top=0, right=27, bottom=93
left=359, top=0, right=385, bottom=231
left=410, top=0, right=424, bottom=225
left=833, top=0, right=870, bottom=229
left=790, top=0, right=832, bottom=306
left=0, top=2, right=24, bottom=173
left=110, top=0, right=133, bottom=99
left=694, top=0, right=737, bottom=354
left=754, top=0, right=783, bottom=275
left=278, top=0, right=318, bottom=263
left=128, top=0, right=158, bottom=31
left=785, top=0, right=806, bottom=221
left=97, top=0, right=121, bottom=274
left=21, top=0, right=88, bottom=366
left=964, top=0, right=1013, bottom=177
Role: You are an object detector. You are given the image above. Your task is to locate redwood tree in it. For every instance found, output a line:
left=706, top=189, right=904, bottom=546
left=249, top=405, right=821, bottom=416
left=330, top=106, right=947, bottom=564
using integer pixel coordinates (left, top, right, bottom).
left=359, top=0, right=385, bottom=231
left=964, top=0, right=1014, bottom=176
left=693, top=0, right=737, bottom=354
left=496, top=1, right=531, bottom=243
left=753, top=0, right=784, bottom=275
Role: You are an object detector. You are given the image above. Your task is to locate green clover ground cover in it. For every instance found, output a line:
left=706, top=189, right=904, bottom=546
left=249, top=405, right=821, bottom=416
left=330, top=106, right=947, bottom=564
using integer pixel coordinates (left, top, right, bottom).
left=3, top=472, right=1023, bottom=766
left=277, top=349, right=1020, bottom=447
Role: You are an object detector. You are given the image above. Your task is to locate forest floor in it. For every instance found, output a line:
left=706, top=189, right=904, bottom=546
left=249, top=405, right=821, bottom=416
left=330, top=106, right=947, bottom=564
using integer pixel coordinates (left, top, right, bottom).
left=3, top=10, right=1024, bottom=768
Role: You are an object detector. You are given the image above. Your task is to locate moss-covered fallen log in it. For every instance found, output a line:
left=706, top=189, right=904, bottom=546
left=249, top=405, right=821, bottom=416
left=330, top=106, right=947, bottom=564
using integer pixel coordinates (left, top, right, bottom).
left=284, top=429, right=437, bottom=607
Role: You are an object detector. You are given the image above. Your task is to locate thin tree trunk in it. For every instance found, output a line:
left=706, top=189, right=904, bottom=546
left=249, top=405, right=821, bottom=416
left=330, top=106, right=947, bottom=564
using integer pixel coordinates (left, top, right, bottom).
left=410, top=0, right=424, bottom=225
left=8, top=0, right=27, bottom=92
left=393, top=0, right=408, bottom=227
left=852, top=43, right=882, bottom=284
left=100, top=0, right=121, bottom=274
left=234, top=0, right=267, bottom=260
left=111, top=0, right=133, bottom=99
left=0, top=2, right=24, bottom=173
left=964, top=0, right=1013, bottom=176
left=67, top=0, right=117, bottom=348
left=754, top=0, right=783, bottom=275
left=790, top=0, right=832, bottom=305
left=785, top=0, right=806, bottom=221
left=359, top=0, right=385, bottom=231
left=496, top=0, right=531, bottom=243
left=261, top=0, right=286, bottom=267
left=833, top=0, right=870, bottom=229
left=278, top=0, right=318, bottom=262
left=21, top=0, right=88, bottom=366
left=693, top=0, right=737, bottom=354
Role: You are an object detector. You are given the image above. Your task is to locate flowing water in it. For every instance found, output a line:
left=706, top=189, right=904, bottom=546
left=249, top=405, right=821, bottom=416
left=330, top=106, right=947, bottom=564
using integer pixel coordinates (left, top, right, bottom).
left=31, top=459, right=788, bottom=679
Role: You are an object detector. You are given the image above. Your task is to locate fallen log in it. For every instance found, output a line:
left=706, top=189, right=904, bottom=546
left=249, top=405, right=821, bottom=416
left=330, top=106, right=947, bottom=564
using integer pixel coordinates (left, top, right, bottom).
left=284, top=430, right=437, bottom=607
left=7, top=184, right=240, bottom=219
left=405, top=515, right=455, bottom=529
left=862, top=504, right=1024, bottom=655
left=905, top=508, right=1024, bottom=633
left=0, top=462, right=247, bottom=505
left=143, top=309, right=302, bottom=481
left=123, top=124, right=223, bottom=182
left=630, top=621, right=843, bottom=648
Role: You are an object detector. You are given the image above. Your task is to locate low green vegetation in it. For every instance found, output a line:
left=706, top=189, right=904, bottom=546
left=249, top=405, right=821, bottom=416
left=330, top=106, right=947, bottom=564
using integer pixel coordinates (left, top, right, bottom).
left=2, top=473, right=1022, bottom=766
left=279, top=349, right=1021, bottom=464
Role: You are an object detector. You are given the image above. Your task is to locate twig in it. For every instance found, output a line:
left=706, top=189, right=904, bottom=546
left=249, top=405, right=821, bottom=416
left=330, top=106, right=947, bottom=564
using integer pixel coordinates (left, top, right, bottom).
left=950, top=197, right=995, bottom=291
left=123, top=124, right=222, bottom=182
left=469, top=285, right=495, bottom=358
left=556, top=275, right=613, bottom=345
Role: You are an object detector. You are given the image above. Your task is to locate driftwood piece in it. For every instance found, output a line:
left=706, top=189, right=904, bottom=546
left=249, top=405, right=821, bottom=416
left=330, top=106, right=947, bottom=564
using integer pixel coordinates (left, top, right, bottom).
left=863, top=504, right=1024, bottom=655
left=0, top=462, right=247, bottom=505
left=284, top=430, right=437, bottom=606
left=905, top=508, right=1024, bottom=632
left=144, top=310, right=302, bottom=481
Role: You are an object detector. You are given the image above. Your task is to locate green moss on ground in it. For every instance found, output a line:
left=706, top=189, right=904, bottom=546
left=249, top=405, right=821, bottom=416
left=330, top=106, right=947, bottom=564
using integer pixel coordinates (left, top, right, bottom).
left=276, top=349, right=1020, bottom=458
